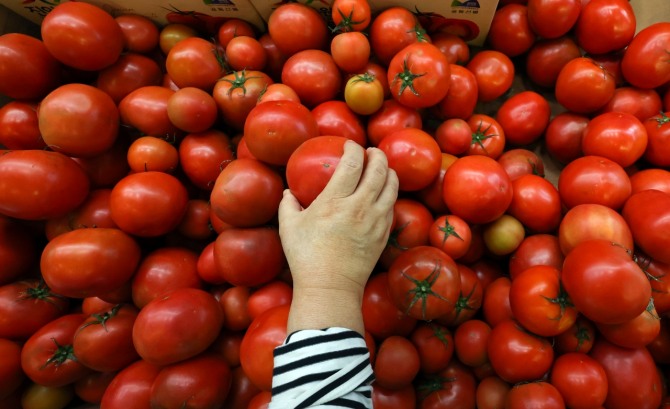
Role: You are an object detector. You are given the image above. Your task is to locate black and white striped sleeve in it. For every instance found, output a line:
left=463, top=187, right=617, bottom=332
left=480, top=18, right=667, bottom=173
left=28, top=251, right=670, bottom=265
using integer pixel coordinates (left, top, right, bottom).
left=269, top=327, right=374, bottom=409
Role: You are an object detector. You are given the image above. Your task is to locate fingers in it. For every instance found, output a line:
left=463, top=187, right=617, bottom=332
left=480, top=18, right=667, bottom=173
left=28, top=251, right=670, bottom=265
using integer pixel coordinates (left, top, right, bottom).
left=278, top=189, right=302, bottom=223
left=319, top=140, right=365, bottom=199
left=354, top=147, right=392, bottom=203
left=375, top=167, right=399, bottom=210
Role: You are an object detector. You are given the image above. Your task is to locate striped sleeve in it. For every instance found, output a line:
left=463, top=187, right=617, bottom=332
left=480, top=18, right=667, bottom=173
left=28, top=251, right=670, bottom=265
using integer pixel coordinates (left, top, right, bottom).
left=269, top=327, right=374, bottom=409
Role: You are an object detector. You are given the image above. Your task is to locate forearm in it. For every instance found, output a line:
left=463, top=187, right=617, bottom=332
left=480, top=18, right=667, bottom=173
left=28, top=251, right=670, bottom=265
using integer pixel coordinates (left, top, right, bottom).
left=287, top=286, right=365, bottom=336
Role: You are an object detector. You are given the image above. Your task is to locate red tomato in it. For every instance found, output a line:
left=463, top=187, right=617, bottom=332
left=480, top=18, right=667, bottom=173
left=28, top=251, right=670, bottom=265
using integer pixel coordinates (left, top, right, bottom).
left=509, top=234, right=564, bottom=280
left=428, top=215, right=472, bottom=261
left=415, top=153, right=455, bottom=215
left=525, top=36, right=581, bottom=88
left=434, top=118, right=471, bottom=155
left=217, top=18, right=256, bottom=49
left=213, top=227, right=285, bottom=287
left=41, top=2, right=123, bottom=71
left=244, top=100, right=319, bottom=165
left=165, top=37, right=224, bottom=91
left=282, top=49, right=342, bottom=108
left=505, top=382, right=565, bottom=409
left=558, top=203, right=633, bottom=256
left=410, top=322, right=454, bottom=374
left=100, top=360, right=160, bottom=409
left=41, top=228, right=140, bottom=299
left=436, top=64, right=479, bottom=120
left=21, top=314, right=90, bottom=387
left=466, top=50, right=515, bottom=102
left=544, top=112, right=588, bottom=164
left=562, top=239, right=651, bottom=324
left=372, top=384, right=416, bottom=409
left=621, top=22, right=670, bottom=89
left=497, top=148, right=545, bottom=181
left=311, top=101, right=367, bottom=146
left=96, top=53, right=163, bottom=104
left=596, top=298, right=660, bottom=349
left=286, top=136, right=349, bottom=207
left=362, top=273, right=418, bottom=340
left=369, top=7, right=424, bottom=66
left=115, top=14, right=159, bottom=53
left=332, top=0, right=372, bottom=32
left=590, top=338, right=662, bottom=409
left=622, top=189, right=670, bottom=264
left=226, top=36, right=267, bottom=71
left=454, top=319, right=491, bottom=368
left=465, top=114, right=506, bottom=159
left=487, top=320, right=554, bottom=383
left=126, top=136, right=179, bottom=174
left=166, top=87, right=217, bottom=133
left=507, top=174, right=561, bottom=233
left=119, top=86, right=180, bottom=138
left=582, top=112, right=648, bottom=168
left=555, top=57, right=616, bottom=113
left=553, top=354, right=606, bottom=409
left=481, top=277, right=514, bottom=328
left=213, top=70, right=273, bottom=131
left=557, top=155, right=631, bottom=210
left=0, top=101, right=44, bottom=150
left=247, top=281, right=293, bottom=321
left=216, top=286, right=252, bottom=332
left=431, top=33, right=470, bottom=65
left=177, top=199, right=213, bottom=241
left=150, top=353, right=232, bottom=409
left=132, top=288, right=224, bottom=366
left=267, top=3, right=328, bottom=56
left=367, top=99, right=422, bottom=147
left=442, top=155, right=513, bottom=224
left=575, top=0, right=635, bottom=54
left=71, top=139, right=130, bottom=189
left=0, top=33, right=61, bottom=100
left=599, top=86, right=663, bottom=121
left=374, top=335, right=420, bottom=390
left=378, top=128, right=442, bottom=191
left=131, top=247, right=202, bottom=309
left=487, top=4, right=535, bottom=57
left=179, top=129, right=235, bottom=190
left=73, top=304, right=139, bottom=372
left=75, top=370, right=116, bottom=404
left=387, top=42, right=451, bottom=109
left=417, top=360, right=477, bottom=409
left=527, top=0, right=581, bottom=38
left=110, top=171, right=188, bottom=237
left=476, top=376, right=510, bottom=409
left=331, top=32, right=370, bottom=73
left=439, top=264, right=483, bottom=326
left=643, top=112, right=670, bottom=167
left=225, top=366, right=262, bottom=409
left=555, top=316, right=596, bottom=354
left=496, top=91, right=550, bottom=146
left=240, top=304, right=289, bottom=391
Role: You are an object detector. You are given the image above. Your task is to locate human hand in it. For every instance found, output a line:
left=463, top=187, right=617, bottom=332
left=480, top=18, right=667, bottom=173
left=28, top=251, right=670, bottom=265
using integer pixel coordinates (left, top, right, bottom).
left=278, top=140, right=399, bottom=299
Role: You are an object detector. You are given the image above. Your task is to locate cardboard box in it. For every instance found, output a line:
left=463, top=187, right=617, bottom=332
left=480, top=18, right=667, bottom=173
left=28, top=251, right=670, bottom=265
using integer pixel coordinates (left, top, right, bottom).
left=250, top=0, right=499, bottom=46
left=1, top=0, right=265, bottom=31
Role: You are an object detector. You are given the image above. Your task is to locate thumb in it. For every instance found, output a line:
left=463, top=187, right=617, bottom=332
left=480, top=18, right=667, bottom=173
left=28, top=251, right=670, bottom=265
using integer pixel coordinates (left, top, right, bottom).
left=278, top=189, right=302, bottom=220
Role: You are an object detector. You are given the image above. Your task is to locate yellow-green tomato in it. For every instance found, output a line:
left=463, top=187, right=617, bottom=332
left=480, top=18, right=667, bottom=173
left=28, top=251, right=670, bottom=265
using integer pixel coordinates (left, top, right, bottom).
left=21, top=383, right=74, bottom=409
left=483, top=214, right=526, bottom=256
left=344, top=73, right=384, bottom=115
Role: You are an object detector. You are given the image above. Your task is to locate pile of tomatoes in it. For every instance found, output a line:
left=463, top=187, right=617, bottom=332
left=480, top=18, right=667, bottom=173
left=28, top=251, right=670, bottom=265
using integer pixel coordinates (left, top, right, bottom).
left=0, top=0, right=669, bottom=407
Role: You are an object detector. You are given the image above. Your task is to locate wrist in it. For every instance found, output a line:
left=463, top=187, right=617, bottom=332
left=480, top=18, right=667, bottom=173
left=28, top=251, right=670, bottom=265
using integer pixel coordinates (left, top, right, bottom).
left=287, top=286, right=366, bottom=336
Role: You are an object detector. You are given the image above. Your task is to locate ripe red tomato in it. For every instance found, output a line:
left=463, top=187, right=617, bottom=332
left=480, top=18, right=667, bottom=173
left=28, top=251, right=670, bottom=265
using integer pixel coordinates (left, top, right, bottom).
left=331, top=32, right=370, bottom=73
left=96, top=53, right=163, bottom=104
left=311, top=101, right=367, bottom=146
left=465, top=114, right=506, bottom=159
left=525, top=36, right=581, bottom=88
left=282, top=49, right=342, bottom=108
left=527, top=0, right=581, bottom=38
left=465, top=50, right=515, bottom=102
left=428, top=214, right=472, bottom=261
left=555, top=57, right=616, bottom=113
left=362, top=272, right=418, bottom=340
left=372, top=384, right=416, bottom=409
left=557, top=155, right=631, bottom=210
left=581, top=111, right=648, bottom=168
left=387, top=42, right=451, bottom=109
left=481, top=277, right=513, bottom=328
left=453, top=319, right=491, bottom=368
left=378, top=128, right=442, bottom=191
left=119, top=86, right=180, bottom=138
left=132, top=288, right=224, bottom=366
left=575, top=0, right=636, bottom=54
left=226, top=36, right=267, bottom=71
left=115, top=14, right=160, bottom=53
left=442, top=155, right=513, bottom=224
left=487, top=4, right=535, bottom=57
left=410, top=322, right=454, bottom=374
left=387, top=246, right=461, bottom=321
left=212, top=70, right=273, bottom=131
left=166, top=87, right=217, bottom=133
left=600, top=86, right=663, bottom=121
left=544, top=112, right=588, bottom=164
left=496, top=91, right=550, bottom=146
left=367, top=99, right=422, bottom=147
left=439, top=264, right=483, bottom=327
left=417, top=360, right=477, bottom=409
left=621, top=22, right=670, bottom=89
left=0, top=101, right=44, bottom=150
left=507, top=174, right=561, bottom=233
left=476, top=376, right=510, bottom=409
left=100, top=360, right=160, bottom=409
left=555, top=316, right=596, bottom=354
left=508, top=234, right=563, bottom=280
left=178, top=129, right=235, bottom=191
left=41, top=227, right=141, bottom=299
left=596, top=298, right=660, bottom=349
left=622, top=189, right=670, bottom=264
left=332, top=0, right=372, bottom=32
left=374, top=335, right=421, bottom=390
left=643, top=112, right=670, bottom=167
left=217, top=18, right=256, bottom=48
left=0, top=33, right=61, bottom=100
left=369, top=7, right=424, bottom=66
left=505, top=381, right=565, bottom=409
left=165, top=37, right=224, bottom=92
left=549, top=352, right=607, bottom=409
left=247, top=281, right=293, bottom=321
left=558, top=203, right=633, bottom=255
left=431, top=33, right=470, bottom=64
left=436, top=64, right=479, bottom=120
left=41, top=2, right=123, bottom=71
left=497, top=148, right=545, bottom=181
left=267, top=3, right=328, bottom=56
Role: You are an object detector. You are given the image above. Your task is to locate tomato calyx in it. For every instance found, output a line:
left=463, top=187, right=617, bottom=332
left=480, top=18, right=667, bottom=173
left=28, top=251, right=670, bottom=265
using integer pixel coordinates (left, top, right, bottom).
left=408, top=23, right=430, bottom=43
left=429, top=323, right=451, bottom=348
left=351, top=72, right=376, bottom=84
left=19, top=281, right=67, bottom=308
left=634, top=252, right=665, bottom=285
left=43, top=338, right=77, bottom=369
left=529, top=159, right=545, bottom=177
left=449, top=283, right=479, bottom=322
left=436, top=218, right=464, bottom=247
left=387, top=222, right=410, bottom=250
left=645, top=298, right=661, bottom=320
left=470, top=120, right=496, bottom=154
left=79, top=304, right=123, bottom=333
left=401, top=261, right=451, bottom=320
left=540, top=284, right=574, bottom=321
left=392, top=57, right=427, bottom=97
left=416, top=374, right=457, bottom=399
left=572, top=321, right=593, bottom=352
left=653, top=111, right=670, bottom=127
left=331, top=8, right=366, bottom=33
left=219, top=70, right=261, bottom=96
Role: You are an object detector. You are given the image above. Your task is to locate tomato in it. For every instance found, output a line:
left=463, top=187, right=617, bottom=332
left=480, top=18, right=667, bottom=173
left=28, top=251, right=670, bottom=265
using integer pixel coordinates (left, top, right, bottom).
left=600, top=86, right=663, bottom=121
left=481, top=277, right=513, bottom=328
left=509, top=234, right=564, bottom=280
left=312, top=100, right=366, bottom=146
left=0, top=339, right=24, bottom=399
left=0, top=101, right=44, bottom=150
left=71, top=139, right=130, bottom=189
left=496, top=91, right=550, bottom=146
left=285, top=135, right=348, bottom=207
left=159, top=23, right=197, bottom=55
left=213, top=70, right=273, bottom=131
left=247, top=281, right=293, bottom=321
left=165, top=37, right=224, bottom=92
left=487, top=320, right=554, bottom=383
left=590, top=338, right=662, bottom=409
left=525, top=36, right=582, bottom=88
left=372, top=384, right=416, bottom=409
left=544, top=112, right=588, bottom=164
left=248, top=391, right=272, bottom=409
left=482, top=214, right=526, bottom=256
left=40, top=227, right=140, bottom=299
left=507, top=174, right=561, bottom=234
left=622, top=189, right=670, bottom=264
left=476, top=376, right=510, bottom=409
left=100, top=360, right=160, bottom=409
left=72, top=304, right=139, bottom=372
left=582, top=111, right=648, bottom=168
left=257, top=83, right=300, bottom=105
left=226, top=36, right=267, bottom=71
left=575, top=0, right=635, bottom=54
left=369, top=6, right=425, bottom=66
left=487, top=4, right=535, bottom=57
left=387, top=42, right=450, bottom=109
left=465, top=114, right=505, bottom=159
left=453, top=319, right=491, bottom=368
left=21, top=383, right=75, bottom=409
left=0, top=33, right=61, bottom=100
left=431, top=33, right=470, bottom=64
left=465, top=50, right=514, bottom=102
left=378, top=128, right=442, bottom=191
left=240, top=304, right=289, bottom=391
left=119, top=86, right=180, bottom=138
left=344, top=73, right=385, bottom=116
left=555, top=57, right=616, bottom=113
left=527, top=0, right=581, bottom=38
left=166, top=87, right=217, bottom=133
left=362, top=272, right=418, bottom=340
left=331, top=32, right=369, bottom=73
left=505, top=382, right=565, bottom=409
left=126, top=136, right=178, bottom=174
left=555, top=316, right=596, bottom=354
left=558, top=203, right=633, bottom=256
left=131, top=247, right=202, bottom=308
left=282, top=49, right=342, bottom=108
left=110, top=171, right=188, bottom=237
left=417, top=360, right=477, bottom=409
left=410, top=322, right=454, bottom=374
left=21, top=314, right=90, bottom=387
left=436, top=64, right=478, bottom=121
left=267, top=3, right=328, bottom=56
left=428, top=215, right=471, bottom=261
left=41, top=2, right=123, bottom=71
left=244, top=100, right=319, bottom=165
left=257, top=33, right=287, bottom=82
left=214, top=227, right=285, bottom=287
left=74, top=371, right=116, bottom=404
left=638, top=253, right=670, bottom=314
left=596, top=298, right=660, bottom=349
left=115, top=14, right=159, bottom=53
left=133, top=288, right=224, bottom=366
left=387, top=246, right=461, bottom=321
left=434, top=119, right=470, bottom=155
left=225, top=366, right=262, bottom=409
left=96, top=53, right=162, bottom=104
left=562, top=239, right=651, bottom=324
left=643, top=112, right=670, bottom=167
left=367, top=99, right=422, bottom=147
left=215, top=286, right=252, bottom=332
left=622, top=22, right=670, bottom=89
left=557, top=155, right=631, bottom=210
left=374, top=335, right=420, bottom=390
left=442, top=155, right=513, bottom=225
left=439, top=264, right=483, bottom=326
left=179, top=130, right=235, bottom=190
left=217, top=18, right=256, bottom=49
left=332, top=0, right=372, bottom=32
left=150, top=353, right=232, bottom=409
